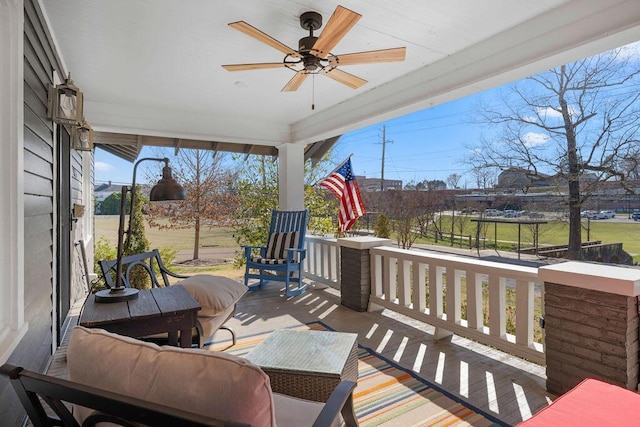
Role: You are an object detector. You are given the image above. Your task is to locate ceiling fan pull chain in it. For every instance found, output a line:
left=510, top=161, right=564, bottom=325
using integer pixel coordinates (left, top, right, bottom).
left=312, top=73, right=315, bottom=110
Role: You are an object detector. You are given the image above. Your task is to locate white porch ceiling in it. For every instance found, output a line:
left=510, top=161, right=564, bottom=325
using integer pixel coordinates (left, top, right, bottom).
left=41, top=0, right=640, bottom=155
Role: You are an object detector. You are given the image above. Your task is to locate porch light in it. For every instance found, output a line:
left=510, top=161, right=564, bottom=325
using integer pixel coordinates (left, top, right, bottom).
left=48, top=74, right=83, bottom=126
left=71, top=118, right=93, bottom=151
left=95, top=157, right=186, bottom=303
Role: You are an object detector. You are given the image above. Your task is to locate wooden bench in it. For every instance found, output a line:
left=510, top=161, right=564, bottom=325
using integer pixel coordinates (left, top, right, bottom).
left=98, top=249, right=245, bottom=347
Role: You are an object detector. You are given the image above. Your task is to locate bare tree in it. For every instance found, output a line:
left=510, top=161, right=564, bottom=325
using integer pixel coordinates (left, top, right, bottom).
left=146, top=149, right=237, bottom=260
left=470, top=46, right=640, bottom=259
left=471, top=166, right=497, bottom=193
left=446, top=173, right=462, bottom=189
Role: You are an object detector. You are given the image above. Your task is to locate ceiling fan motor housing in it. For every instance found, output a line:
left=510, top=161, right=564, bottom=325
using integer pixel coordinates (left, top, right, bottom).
left=300, top=11, right=322, bottom=31
left=299, top=36, right=318, bottom=53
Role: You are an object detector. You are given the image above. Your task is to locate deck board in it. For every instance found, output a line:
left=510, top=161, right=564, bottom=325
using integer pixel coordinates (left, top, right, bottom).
left=47, top=282, right=552, bottom=426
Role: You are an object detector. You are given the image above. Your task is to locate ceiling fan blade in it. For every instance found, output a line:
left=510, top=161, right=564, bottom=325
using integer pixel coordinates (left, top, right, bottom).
left=222, top=63, right=285, bottom=71
left=312, top=6, right=361, bottom=58
left=229, top=21, right=301, bottom=58
left=321, top=68, right=367, bottom=89
left=330, top=47, right=406, bottom=66
left=282, top=71, right=309, bottom=92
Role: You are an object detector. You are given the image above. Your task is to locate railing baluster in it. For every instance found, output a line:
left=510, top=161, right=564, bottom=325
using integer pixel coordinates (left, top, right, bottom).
left=516, top=279, right=534, bottom=346
left=412, top=262, right=426, bottom=312
left=429, top=265, right=444, bottom=318
left=398, top=259, right=411, bottom=307
left=446, top=267, right=461, bottom=324
left=466, top=271, right=482, bottom=331
left=489, top=275, right=506, bottom=338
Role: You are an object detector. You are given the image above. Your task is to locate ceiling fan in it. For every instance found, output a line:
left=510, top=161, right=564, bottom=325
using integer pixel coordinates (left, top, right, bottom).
left=222, top=5, right=406, bottom=92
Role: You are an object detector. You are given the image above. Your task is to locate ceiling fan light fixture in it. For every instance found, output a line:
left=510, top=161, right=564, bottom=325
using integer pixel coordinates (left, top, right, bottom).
left=303, top=55, right=320, bottom=71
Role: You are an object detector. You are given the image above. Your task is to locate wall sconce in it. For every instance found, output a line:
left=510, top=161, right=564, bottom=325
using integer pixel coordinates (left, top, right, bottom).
left=71, top=118, right=94, bottom=151
left=48, top=73, right=83, bottom=126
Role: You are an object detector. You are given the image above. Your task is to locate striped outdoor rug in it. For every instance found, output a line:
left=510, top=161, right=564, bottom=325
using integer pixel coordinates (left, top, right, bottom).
left=209, top=322, right=508, bottom=427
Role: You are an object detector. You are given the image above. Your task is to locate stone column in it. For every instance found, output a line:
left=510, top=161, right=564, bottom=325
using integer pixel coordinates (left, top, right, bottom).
left=539, top=262, right=640, bottom=394
left=338, top=237, right=391, bottom=312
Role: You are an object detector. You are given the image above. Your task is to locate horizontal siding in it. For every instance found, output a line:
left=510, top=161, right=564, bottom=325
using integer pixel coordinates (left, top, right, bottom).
left=24, top=170, right=53, bottom=197
left=24, top=193, right=54, bottom=217
left=24, top=125, right=53, bottom=161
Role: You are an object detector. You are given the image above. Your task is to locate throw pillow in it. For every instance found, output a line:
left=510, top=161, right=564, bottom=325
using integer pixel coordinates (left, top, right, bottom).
left=177, top=275, right=246, bottom=317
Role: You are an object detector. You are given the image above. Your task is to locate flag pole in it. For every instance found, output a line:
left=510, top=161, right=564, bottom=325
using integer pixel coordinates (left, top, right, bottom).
left=315, top=153, right=354, bottom=186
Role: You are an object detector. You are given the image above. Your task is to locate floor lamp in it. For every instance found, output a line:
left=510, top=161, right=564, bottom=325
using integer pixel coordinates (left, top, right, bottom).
left=95, top=157, right=186, bottom=303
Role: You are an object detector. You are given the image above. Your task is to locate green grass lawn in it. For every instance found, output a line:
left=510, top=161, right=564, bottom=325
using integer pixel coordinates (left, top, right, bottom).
left=429, top=216, right=640, bottom=258
left=95, top=216, right=244, bottom=278
left=95, top=216, right=238, bottom=251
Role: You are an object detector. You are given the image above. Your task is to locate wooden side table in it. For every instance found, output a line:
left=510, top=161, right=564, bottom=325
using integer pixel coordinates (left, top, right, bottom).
left=79, top=285, right=201, bottom=348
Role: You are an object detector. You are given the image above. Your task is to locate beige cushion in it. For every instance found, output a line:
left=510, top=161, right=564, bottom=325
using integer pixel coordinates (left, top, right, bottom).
left=199, top=304, right=235, bottom=340
left=68, top=326, right=275, bottom=427
left=176, top=275, right=246, bottom=317
left=274, top=393, right=343, bottom=427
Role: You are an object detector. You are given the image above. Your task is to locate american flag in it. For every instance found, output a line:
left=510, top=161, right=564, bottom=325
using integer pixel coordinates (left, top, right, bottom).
left=319, top=158, right=366, bottom=232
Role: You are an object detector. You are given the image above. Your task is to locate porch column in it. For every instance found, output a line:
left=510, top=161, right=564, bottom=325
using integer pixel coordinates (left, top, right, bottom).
left=338, top=237, right=391, bottom=312
left=0, top=0, right=27, bottom=364
left=277, top=143, right=305, bottom=211
left=539, top=262, right=640, bottom=394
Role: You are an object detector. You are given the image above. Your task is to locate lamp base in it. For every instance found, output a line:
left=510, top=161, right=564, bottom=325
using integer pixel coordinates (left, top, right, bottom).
left=95, top=287, right=139, bottom=303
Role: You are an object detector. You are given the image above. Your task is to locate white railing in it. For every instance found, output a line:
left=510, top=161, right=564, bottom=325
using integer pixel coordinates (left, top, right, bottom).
left=369, top=246, right=544, bottom=364
left=302, top=237, right=544, bottom=364
left=304, top=236, right=340, bottom=289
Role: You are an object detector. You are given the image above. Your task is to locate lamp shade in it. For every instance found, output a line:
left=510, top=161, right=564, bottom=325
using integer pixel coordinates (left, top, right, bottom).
left=149, top=165, right=186, bottom=201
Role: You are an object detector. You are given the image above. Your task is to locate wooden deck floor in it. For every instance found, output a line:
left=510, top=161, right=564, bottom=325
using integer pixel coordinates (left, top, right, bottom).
left=49, top=282, right=553, bottom=426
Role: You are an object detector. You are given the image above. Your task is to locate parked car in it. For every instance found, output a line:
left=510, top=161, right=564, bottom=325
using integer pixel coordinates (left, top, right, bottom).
left=632, top=210, right=640, bottom=221
left=504, top=210, right=520, bottom=218
left=599, top=210, right=615, bottom=219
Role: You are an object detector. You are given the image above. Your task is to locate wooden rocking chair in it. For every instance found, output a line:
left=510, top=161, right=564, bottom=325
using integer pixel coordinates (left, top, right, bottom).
left=243, top=210, right=308, bottom=297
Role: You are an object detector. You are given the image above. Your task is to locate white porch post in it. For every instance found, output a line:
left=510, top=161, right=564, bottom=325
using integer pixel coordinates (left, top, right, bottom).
left=0, top=0, right=27, bottom=364
left=277, top=143, right=305, bottom=211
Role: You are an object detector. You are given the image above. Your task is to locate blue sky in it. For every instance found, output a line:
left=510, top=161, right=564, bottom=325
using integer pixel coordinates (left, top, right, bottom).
left=94, top=91, right=495, bottom=187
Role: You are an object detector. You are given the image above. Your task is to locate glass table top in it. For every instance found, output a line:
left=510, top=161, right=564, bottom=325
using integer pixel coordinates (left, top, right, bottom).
left=245, top=329, right=358, bottom=375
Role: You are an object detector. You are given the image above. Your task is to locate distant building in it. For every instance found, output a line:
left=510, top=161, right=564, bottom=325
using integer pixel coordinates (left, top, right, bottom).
left=356, top=176, right=403, bottom=192
left=94, top=181, right=125, bottom=203
left=497, top=168, right=555, bottom=190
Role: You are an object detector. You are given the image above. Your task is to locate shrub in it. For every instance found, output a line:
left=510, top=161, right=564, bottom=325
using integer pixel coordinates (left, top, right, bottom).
left=374, top=213, right=391, bottom=238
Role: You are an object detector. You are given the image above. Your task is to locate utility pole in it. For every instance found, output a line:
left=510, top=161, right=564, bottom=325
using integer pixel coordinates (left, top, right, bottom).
left=378, top=125, right=393, bottom=192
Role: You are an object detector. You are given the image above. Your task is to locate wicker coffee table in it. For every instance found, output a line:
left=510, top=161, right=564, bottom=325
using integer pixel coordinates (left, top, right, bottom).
left=246, top=329, right=358, bottom=422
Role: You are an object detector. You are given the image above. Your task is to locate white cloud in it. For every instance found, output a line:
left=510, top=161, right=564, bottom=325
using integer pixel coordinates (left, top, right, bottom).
left=536, top=105, right=578, bottom=120
left=95, top=161, right=113, bottom=172
left=523, top=132, right=549, bottom=148
left=536, top=107, right=562, bottom=119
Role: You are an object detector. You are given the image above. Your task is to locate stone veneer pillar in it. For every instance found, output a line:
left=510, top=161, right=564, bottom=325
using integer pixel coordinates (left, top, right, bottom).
left=538, top=262, right=640, bottom=395
left=337, top=237, right=391, bottom=312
